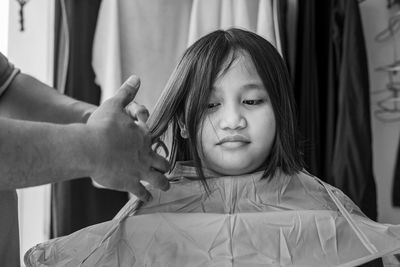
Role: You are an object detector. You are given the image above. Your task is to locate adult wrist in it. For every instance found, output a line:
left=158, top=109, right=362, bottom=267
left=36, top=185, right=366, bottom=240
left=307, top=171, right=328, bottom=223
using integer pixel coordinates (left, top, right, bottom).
left=65, top=123, right=100, bottom=178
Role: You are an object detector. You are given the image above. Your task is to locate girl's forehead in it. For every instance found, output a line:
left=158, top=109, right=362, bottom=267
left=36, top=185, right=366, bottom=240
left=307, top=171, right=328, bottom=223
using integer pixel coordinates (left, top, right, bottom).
left=216, top=50, right=254, bottom=79
left=213, top=51, right=263, bottom=91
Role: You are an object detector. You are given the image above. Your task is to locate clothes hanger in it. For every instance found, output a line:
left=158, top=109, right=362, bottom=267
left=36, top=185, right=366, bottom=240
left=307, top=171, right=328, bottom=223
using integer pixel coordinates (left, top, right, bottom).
left=375, top=60, right=400, bottom=73
left=374, top=98, right=400, bottom=122
left=375, top=11, right=400, bottom=42
left=372, top=80, right=400, bottom=122
left=374, top=12, right=400, bottom=71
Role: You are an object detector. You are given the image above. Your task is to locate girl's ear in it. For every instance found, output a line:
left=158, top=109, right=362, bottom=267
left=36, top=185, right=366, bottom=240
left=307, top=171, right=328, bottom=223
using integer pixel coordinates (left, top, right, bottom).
left=177, top=118, right=189, bottom=139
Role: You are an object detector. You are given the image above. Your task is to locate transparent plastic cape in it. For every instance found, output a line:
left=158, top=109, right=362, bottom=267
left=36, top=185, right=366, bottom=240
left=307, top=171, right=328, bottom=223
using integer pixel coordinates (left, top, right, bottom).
left=25, top=162, right=400, bottom=266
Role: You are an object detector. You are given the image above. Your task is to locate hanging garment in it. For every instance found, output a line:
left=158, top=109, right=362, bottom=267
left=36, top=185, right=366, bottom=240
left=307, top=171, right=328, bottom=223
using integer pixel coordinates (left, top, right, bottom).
left=325, top=0, right=377, bottom=220
left=92, top=0, right=192, bottom=110
left=286, top=0, right=298, bottom=79
left=187, top=0, right=222, bottom=46
left=293, top=0, right=377, bottom=220
left=26, top=162, right=396, bottom=266
left=392, top=135, right=400, bottom=206
left=92, top=0, right=286, bottom=111
left=188, top=0, right=282, bottom=55
left=51, top=0, right=129, bottom=238
left=0, top=190, right=19, bottom=266
left=293, top=0, right=332, bottom=179
left=53, top=0, right=69, bottom=95
left=294, top=0, right=321, bottom=177
left=276, top=0, right=289, bottom=70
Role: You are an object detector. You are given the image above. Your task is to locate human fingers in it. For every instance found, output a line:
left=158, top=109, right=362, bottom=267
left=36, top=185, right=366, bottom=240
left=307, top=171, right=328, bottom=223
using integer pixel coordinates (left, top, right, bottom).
left=143, top=169, right=170, bottom=191
left=150, top=151, right=170, bottom=173
left=125, top=101, right=150, bottom=122
left=127, top=181, right=153, bottom=202
left=109, top=75, right=141, bottom=108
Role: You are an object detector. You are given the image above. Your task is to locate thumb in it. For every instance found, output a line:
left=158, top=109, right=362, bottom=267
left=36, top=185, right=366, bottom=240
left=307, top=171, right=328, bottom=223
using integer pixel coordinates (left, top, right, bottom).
left=112, top=75, right=141, bottom=108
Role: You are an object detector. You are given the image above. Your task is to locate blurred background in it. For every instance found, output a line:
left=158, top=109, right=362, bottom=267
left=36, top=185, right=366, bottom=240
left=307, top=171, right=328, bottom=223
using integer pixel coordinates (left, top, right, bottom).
left=0, top=0, right=399, bottom=265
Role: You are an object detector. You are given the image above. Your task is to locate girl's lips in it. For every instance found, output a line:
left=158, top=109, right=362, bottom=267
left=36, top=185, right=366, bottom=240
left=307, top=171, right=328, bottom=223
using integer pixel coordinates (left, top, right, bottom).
left=216, top=135, right=251, bottom=145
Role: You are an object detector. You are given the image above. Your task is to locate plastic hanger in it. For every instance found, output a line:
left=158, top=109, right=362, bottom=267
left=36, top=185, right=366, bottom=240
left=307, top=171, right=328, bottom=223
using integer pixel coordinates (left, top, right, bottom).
left=372, top=81, right=400, bottom=122
left=375, top=10, right=400, bottom=42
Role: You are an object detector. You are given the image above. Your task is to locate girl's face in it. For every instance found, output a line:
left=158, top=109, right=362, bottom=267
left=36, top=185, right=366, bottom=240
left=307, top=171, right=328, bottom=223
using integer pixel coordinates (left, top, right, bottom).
left=197, top=52, right=276, bottom=176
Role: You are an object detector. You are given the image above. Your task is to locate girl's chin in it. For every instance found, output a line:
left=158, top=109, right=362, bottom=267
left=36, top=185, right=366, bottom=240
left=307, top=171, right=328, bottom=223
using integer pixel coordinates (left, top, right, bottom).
left=207, top=163, right=262, bottom=176
left=200, top=153, right=267, bottom=176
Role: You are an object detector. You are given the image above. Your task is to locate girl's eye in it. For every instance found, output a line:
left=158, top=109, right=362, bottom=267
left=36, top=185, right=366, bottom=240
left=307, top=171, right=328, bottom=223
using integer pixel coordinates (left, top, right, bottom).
left=207, top=103, right=220, bottom=109
left=243, top=99, right=264, bottom=105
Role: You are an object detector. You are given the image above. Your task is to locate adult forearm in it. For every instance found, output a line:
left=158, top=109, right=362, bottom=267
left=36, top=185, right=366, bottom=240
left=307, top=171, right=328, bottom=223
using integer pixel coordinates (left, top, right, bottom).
left=0, top=73, right=96, bottom=123
left=0, top=75, right=170, bottom=199
left=0, top=118, right=93, bottom=189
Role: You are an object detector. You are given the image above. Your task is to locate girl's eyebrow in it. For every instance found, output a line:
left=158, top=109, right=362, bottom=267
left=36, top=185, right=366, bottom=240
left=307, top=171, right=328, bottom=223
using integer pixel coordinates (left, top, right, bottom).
left=212, top=82, right=265, bottom=92
left=241, top=83, right=265, bottom=91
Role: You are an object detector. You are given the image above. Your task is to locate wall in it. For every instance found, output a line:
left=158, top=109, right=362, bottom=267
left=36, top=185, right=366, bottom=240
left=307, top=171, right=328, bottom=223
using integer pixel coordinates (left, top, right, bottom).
left=360, top=2, right=400, bottom=223
left=0, top=1, right=9, bottom=54
left=6, top=0, right=54, bottom=263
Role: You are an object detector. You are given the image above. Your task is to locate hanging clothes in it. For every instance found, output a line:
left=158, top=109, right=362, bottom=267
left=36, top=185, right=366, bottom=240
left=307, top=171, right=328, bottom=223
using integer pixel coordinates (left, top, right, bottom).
left=188, top=0, right=283, bottom=55
left=293, top=0, right=332, bottom=179
left=92, top=0, right=193, bottom=110
left=294, top=0, right=322, bottom=177
left=51, top=0, right=129, bottom=238
left=187, top=0, right=223, bottom=46
left=293, top=0, right=377, bottom=220
left=392, top=135, right=400, bottom=206
left=0, top=191, right=19, bottom=266
left=53, top=0, right=69, bottom=95
left=92, top=0, right=286, bottom=111
left=276, top=0, right=289, bottom=70
left=285, top=0, right=298, bottom=80
left=325, top=0, right=377, bottom=220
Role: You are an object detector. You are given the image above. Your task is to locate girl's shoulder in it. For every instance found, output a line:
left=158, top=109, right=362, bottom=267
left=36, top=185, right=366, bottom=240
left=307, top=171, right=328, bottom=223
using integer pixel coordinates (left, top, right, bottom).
left=289, top=170, right=364, bottom=216
left=136, top=168, right=364, bottom=216
left=136, top=160, right=364, bottom=216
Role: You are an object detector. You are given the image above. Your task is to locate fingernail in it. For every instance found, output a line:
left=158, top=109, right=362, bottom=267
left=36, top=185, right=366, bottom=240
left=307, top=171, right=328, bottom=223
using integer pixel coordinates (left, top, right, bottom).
left=137, top=110, right=150, bottom=122
left=126, top=76, right=140, bottom=88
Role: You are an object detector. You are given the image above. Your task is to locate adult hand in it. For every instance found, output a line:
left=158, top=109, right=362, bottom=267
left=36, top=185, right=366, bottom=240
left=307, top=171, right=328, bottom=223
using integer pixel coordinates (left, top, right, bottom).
left=86, top=75, right=170, bottom=201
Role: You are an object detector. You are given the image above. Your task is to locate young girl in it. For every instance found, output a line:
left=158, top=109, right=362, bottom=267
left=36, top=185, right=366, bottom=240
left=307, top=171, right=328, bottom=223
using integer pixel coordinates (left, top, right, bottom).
left=25, top=29, right=400, bottom=267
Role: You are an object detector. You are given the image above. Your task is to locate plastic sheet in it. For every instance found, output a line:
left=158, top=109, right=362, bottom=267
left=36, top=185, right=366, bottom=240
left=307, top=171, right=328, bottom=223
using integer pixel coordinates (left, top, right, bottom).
left=24, top=163, right=400, bottom=266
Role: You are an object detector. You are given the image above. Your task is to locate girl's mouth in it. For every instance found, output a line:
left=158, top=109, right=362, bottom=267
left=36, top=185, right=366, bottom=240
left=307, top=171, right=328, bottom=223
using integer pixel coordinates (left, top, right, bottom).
left=216, top=135, right=251, bottom=146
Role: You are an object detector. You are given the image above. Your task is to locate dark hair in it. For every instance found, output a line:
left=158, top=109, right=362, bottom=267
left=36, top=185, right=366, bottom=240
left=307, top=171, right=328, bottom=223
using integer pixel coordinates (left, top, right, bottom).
left=148, top=28, right=303, bottom=182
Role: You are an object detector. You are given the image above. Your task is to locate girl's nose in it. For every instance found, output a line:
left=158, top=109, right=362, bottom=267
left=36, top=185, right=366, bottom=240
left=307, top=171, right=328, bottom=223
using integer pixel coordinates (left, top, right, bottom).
left=219, top=106, right=247, bottom=130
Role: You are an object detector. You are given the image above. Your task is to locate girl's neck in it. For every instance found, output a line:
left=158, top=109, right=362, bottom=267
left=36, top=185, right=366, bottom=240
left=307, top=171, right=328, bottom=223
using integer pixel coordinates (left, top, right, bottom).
left=168, top=160, right=266, bottom=180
